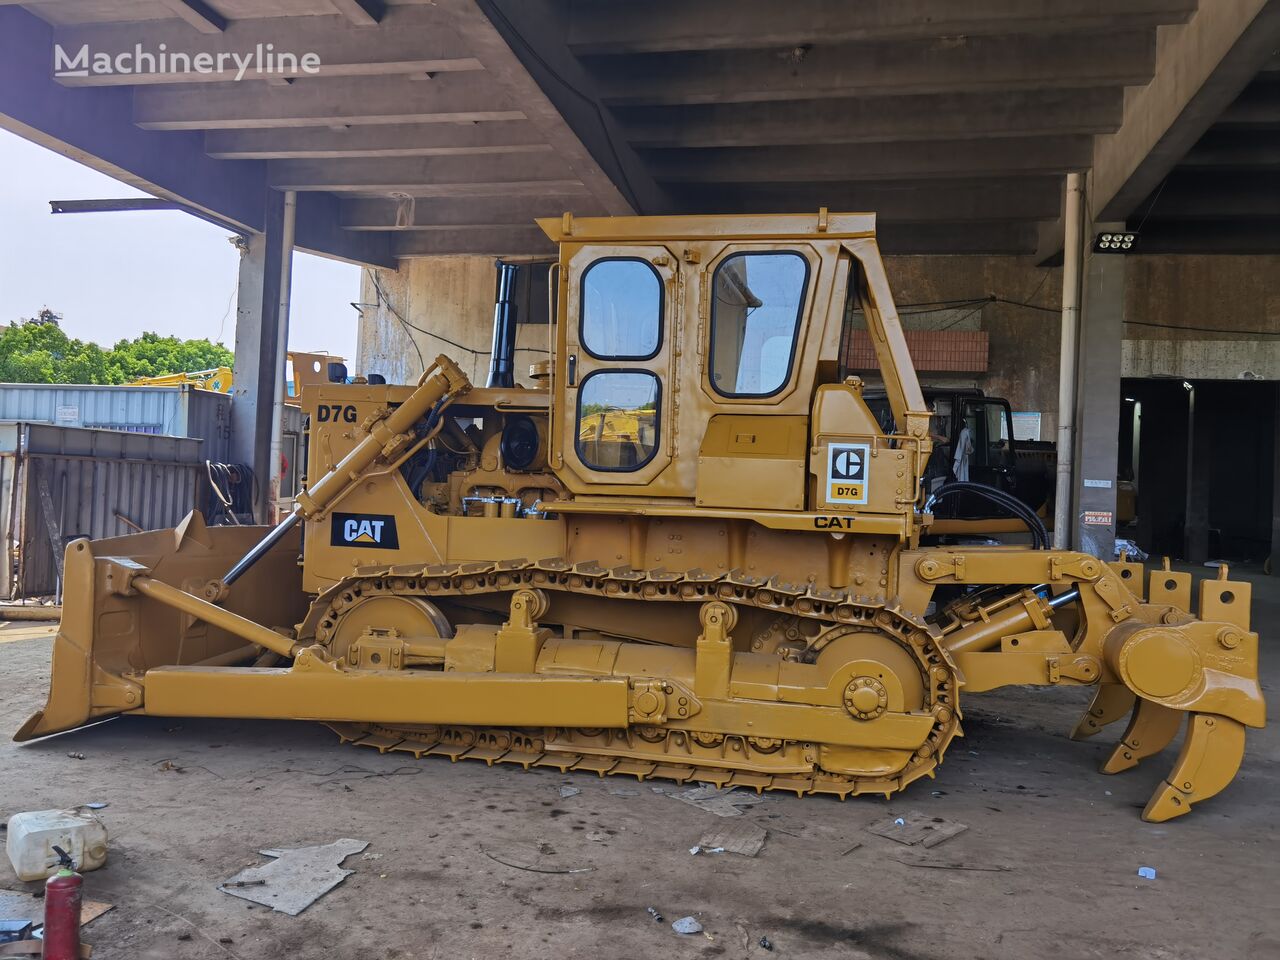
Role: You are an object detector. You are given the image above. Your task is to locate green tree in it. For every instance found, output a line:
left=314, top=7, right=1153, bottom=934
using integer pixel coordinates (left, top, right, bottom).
left=103, top=331, right=233, bottom=383
left=0, top=311, right=232, bottom=385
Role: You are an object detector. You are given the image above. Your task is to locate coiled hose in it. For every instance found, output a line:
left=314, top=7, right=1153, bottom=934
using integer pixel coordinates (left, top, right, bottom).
left=205, top=461, right=256, bottom=524
left=924, top=480, right=1050, bottom=549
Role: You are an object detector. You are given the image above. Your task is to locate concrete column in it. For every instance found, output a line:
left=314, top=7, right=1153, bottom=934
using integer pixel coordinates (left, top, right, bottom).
left=1184, top=383, right=1212, bottom=563
left=358, top=256, right=549, bottom=388
left=1072, top=221, right=1125, bottom=559
left=1272, top=383, right=1280, bottom=575
left=230, top=188, right=286, bottom=522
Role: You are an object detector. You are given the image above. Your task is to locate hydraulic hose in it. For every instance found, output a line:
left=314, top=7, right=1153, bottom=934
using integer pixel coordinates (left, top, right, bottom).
left=925, top=480, right=1049, bottom=549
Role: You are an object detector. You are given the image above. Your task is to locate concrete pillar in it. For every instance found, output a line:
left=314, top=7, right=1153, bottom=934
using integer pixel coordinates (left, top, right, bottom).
left=1072, top=221, right=1125, bottom=560
left=1272, top=383, right=1280, bottom=575
left=357, top=256, right=550, bottom=388
left=230, top=188, right=286, bottom=522
left=1184, top=383, right=1212, bottom=563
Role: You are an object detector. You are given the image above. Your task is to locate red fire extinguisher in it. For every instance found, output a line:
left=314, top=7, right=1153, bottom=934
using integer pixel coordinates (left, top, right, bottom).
left=42, top=845, right=82, bottom=960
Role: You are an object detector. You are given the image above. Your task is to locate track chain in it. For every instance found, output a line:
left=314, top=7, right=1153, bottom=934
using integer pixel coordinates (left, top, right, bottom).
left=305, top=558, right=963, bottom=799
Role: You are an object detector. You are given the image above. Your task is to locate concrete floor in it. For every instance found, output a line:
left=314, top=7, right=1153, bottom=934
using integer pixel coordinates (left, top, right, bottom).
left=1, top=567, right=1277, bottom=960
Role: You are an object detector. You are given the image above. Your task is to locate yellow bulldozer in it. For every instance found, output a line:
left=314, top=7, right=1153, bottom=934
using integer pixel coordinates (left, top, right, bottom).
left=17, top=213, right=1264, bottom=821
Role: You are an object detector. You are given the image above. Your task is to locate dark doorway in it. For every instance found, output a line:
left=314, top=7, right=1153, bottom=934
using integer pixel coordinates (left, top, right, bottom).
left=1121, top=378, right=1277, bottom=562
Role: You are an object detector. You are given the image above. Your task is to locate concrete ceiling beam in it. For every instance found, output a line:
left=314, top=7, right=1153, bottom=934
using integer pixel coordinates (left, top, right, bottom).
left=663, top=177, right=1065, bottom=222
left=133, top=73, right=523, bottom=129
left=1217, top=77, right=1280, bottom=126
left=0, top=6, right=392, bottom=267
left=267, top=154, right=578, bottom=191
left=472, top=0, right=669, bottom=215
left=647, top=138, right=1095, bottom=183
left=619, top=88, right=1125, bottom=148
left=567, top=0, right=1196, bottom=54
left=1137, top=172, right=1280, bottom=217
left=339, top=195, right=600, bottom=229
left=160, top=0, right=225, bottom=34
left=585, top=31, right=1157, bottom=106
left=391, top=225, right=556, bottom=257
left=1128, top=218, right=1280, bottom=252
left=329, top=0, right=384, bottom=27
left=205, top=121, right=552, bottom=159
left=874, top=221, right=1039, bottom=255
left=1178, top=129, right=1280, bottom=166
left=1091, top=0, right=1280, bottom=220
left=54, top=8, right=478, bottom=86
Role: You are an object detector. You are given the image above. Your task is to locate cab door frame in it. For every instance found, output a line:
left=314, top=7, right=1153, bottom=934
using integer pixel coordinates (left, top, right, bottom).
left=553, top=243, right=681, bottom=489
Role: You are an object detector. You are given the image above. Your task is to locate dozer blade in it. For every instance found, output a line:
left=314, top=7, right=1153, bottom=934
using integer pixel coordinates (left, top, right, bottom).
left=1099, top=698, right=1183, bottom=774
left=1143, top=714, right=1246, bottom=822
left=1070, top=682, right=1136, bottom=741
left=15, top=512, right=308, bottom=742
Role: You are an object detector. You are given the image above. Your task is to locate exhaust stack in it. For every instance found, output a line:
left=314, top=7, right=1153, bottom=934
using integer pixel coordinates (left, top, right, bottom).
left=486, top=261, right=519, bottom=388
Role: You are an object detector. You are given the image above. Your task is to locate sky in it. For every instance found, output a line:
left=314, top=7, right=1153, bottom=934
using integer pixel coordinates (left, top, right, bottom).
left=0, top=127, right=360, bottom=359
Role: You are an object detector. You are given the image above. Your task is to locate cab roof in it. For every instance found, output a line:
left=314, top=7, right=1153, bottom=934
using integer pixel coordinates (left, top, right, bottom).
left=537, top=210, right=876, bottom=244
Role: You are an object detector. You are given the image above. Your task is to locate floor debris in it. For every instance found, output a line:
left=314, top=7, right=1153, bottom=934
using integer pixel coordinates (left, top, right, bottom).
left=867, top=811, right=968, bottom=848
left=608, top=787, right=639, bottom=797
left=0, top=921, right=32, bottom=944
left=219, top=838, right=368, bottom=915
left=1138, top=866, right=1157, bottom=880
left=759, top=935, right=774, bottom=951
left=698, top=821, right=768, bottom=857
left=0, top=892, right=112, bottom=928
left=646, top=907, right=664, bottom=923
left=892, top=854, right=1010, bottom=872
left=479, top=845, right=593, bottom=875
left=669, top=784, right=772, bottom=818
left=558, top=785, right=581, bottom=798
left=672, top=916, right=703, bottom=935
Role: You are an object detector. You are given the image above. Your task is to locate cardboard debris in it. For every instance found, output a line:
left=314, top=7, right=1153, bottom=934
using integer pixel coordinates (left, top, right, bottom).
left=0, top=891, right=112, bottom=928
left=219, top=838, right=368, bottom=916
left=698, top=821, right=768, bottom=857
left=866, top=811, right=968, bottom=848
left=670, top=784, right=772, bottom=818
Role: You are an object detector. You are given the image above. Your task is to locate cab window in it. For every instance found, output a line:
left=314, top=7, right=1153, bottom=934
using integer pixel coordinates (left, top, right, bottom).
left=576, top=370, right=661, bottom=471
left=580, top=258, right=662, bottom=360
left=709, top=252, right=808, bottom=397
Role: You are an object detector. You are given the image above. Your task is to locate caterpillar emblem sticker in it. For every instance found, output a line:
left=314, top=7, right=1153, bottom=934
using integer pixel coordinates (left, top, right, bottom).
left=826, top=442, right=869, bottom=505
left=331, top=512, right=400, bottom=549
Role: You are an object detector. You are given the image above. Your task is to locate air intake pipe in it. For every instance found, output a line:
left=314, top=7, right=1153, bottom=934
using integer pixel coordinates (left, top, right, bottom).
left=486, top=261, right=520, bottom=388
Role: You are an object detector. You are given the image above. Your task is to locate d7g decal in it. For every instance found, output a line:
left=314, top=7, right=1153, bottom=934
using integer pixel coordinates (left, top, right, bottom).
left=331, top=512, right=399, bottom=549
left=825, top=442, right=869, bottom=505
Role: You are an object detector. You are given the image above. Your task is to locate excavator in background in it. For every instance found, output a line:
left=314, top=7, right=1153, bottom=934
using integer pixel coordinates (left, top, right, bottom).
left=129, top=351, right=345, bottom=399
left=129, top=366, right=233, bottom=393
left=17, top=212, right=1264, bottom=822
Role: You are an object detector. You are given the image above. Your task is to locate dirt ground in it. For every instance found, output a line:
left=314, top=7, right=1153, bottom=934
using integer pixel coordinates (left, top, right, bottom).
left=1, top=566, right=1277, bottom=960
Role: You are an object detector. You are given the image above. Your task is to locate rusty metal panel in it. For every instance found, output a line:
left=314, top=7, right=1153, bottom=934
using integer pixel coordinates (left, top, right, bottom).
left=0, top=423, right=202, bottom=599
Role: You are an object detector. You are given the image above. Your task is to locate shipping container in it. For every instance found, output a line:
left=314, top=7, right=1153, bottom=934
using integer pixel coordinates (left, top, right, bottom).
left=0, top=383, right=232, bottom=464
left=0, top=423, right=202, bottom=599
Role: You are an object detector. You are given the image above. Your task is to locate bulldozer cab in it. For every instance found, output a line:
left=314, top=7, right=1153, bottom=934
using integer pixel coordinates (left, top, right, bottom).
left=541, top=212, right=933, bottom=526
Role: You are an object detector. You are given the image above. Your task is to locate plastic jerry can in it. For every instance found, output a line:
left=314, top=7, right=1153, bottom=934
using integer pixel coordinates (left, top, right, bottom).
left=5, top=809, right=108, bottom=881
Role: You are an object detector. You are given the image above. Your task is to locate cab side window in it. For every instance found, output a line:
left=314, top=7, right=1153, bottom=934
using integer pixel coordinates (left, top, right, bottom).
left=709, top=252, right=808, bottom=397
